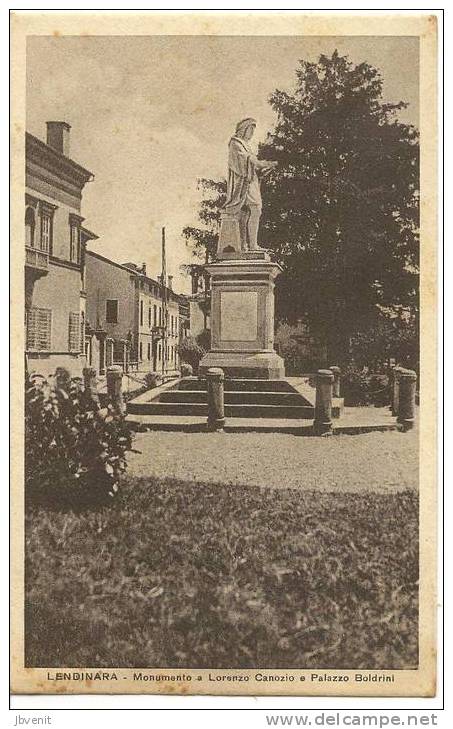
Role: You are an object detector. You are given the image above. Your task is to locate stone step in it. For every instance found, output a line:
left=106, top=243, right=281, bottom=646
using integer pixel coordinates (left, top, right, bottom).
left=127, top=410, right=399, bottom=434
left=127, top=414, right=313, bottom=433
left=177, top=377, right=295, bottom=393
left=128, top=401, right=314, bottom=419
left=159, top=389, right=312, bottom=406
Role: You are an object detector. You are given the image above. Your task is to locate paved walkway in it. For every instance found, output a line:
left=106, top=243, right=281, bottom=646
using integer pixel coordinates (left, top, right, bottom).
left=128, top=425, right=418, bottom=494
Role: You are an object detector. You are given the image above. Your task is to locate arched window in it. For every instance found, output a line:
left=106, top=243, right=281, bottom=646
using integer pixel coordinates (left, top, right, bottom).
left=25, top=207, right=35, bottom=247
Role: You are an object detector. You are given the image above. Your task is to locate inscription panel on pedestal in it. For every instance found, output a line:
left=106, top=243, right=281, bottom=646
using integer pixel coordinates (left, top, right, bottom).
left=220, top=290, right=258, bottom=342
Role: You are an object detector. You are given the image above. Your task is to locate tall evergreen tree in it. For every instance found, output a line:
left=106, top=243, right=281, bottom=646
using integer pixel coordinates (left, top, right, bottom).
left=259, top=51, right=419, bottom=362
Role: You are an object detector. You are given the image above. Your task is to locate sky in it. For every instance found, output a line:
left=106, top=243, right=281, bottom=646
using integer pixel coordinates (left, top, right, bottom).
left=27, top=35, right=419, bottom=293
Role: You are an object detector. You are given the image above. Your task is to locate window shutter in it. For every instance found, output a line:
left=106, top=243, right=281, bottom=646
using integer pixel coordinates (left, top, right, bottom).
left=40, top=214, right=51, bottom=252
left=68, top=312, right=81, bottom=352
left=26, top=308, right=51, bottom=351
left=106, top=300, right=118, bottom=324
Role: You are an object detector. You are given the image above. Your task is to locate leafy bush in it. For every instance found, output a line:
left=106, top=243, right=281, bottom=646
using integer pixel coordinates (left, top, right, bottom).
left=180, top=363, right=193, bottom=377
left=368, top=374, right=391, bottom=406
left=196, top=328, right=211, bottom=352
left=144, top=371, right=161, bottom=390
left=25, top=370, right=134, bottom=503
left=341, top=366, right=390, bottom=406
left=341, top=366, right=372, bottom=406
left=178, top=335, right=206, bottom=372
left=349, top=312, right=419, bottom=373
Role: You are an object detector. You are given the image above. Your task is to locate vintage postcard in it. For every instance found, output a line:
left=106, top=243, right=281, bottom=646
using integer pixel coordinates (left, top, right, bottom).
left=10, top=12, right=438, bottom=696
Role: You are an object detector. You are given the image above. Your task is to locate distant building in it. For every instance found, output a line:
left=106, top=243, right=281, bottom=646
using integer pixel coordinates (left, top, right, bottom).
left=178, top=297, right=191, bottom=342
left=25, top=121, right=97, bottom=377
left=85, top=251, right=188, bottom=375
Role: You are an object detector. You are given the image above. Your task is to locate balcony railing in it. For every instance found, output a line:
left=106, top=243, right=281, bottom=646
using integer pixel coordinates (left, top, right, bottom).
left=25, top=245, right=49, bottom=271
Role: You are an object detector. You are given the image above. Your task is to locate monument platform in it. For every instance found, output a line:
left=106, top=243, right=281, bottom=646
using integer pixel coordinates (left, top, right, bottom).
left=198, top=256, right=285, bottom=380
left=126, top=377, right=400, bottom=435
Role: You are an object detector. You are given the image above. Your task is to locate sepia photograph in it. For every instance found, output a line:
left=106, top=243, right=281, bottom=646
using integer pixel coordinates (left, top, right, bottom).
left=10, top=12, right=437, bottom=697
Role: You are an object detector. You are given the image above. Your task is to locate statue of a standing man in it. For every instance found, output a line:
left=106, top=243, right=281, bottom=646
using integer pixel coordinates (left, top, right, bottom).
left=221, top=118, right=277, bottom=253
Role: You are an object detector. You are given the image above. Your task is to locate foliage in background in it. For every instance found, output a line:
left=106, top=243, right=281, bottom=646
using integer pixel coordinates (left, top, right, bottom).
left=349, top=307, right=419, bottom=372
left=274, top=321, right=327, bottom=374
left=25, top=371, right=134, bottom=504
left=182, top=178, right=226, bottom=288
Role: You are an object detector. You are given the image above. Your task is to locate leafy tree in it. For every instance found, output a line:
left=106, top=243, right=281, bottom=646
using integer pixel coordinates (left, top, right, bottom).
left=259, top=50, right=419, bottom=363
left=182, top=178, right=226, bottom=291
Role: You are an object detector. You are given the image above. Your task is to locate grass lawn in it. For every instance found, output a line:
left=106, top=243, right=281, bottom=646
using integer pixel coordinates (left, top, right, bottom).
left=26, top=473, right=418, bottom=669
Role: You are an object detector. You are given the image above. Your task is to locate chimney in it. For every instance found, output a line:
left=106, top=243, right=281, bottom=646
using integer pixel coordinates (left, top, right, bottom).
left=167, top=275, right=173, bottom=290
left=141, top=262, right=147, bottom=276
left=46, top=121, right=71, bottom=156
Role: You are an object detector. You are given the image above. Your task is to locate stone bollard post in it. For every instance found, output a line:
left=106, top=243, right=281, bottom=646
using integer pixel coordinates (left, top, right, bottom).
left=121, top=341, right=128, bottom=374
left=206, top=367, right=225, bottom=431
left=388, top=365, right=396, bottom=411
left=392, top=367, right=403, bottom=416
left=314, top=369, right=334, bottom=435
left=107, top=365, right=126, bottom=415
left=83, top=366, right=100, bottom=407
left=330, top=366, right=341, bottom=398
left=397, top=369, right=417, bottom=431
left=105, top=338, right=113, bottom=368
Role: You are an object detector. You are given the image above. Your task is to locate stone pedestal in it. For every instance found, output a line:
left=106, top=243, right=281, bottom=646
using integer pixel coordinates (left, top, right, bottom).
left=199, top=254, right=285, bottom=380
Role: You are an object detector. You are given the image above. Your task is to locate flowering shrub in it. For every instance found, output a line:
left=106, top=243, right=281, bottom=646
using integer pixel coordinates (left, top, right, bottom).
left=25, top=370, right=134, bottom=502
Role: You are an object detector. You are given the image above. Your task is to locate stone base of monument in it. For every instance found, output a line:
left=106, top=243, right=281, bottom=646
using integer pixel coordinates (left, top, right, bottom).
left=198, top=256, right=285, bottom=380
left=198, top=351, right=284, bottom=380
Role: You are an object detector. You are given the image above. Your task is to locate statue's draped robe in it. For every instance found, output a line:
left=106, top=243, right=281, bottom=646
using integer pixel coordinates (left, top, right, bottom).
left=224, top=136, right=262, bottom=217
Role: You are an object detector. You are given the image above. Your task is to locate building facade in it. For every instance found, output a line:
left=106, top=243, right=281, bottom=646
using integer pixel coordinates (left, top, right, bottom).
left=85, top=251, right=188, bottom=376
left=25, top=122, right=97, bottom=377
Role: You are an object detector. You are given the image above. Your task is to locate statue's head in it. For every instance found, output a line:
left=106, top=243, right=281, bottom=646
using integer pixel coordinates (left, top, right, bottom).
left=235, top=117, right=257, bottom=141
